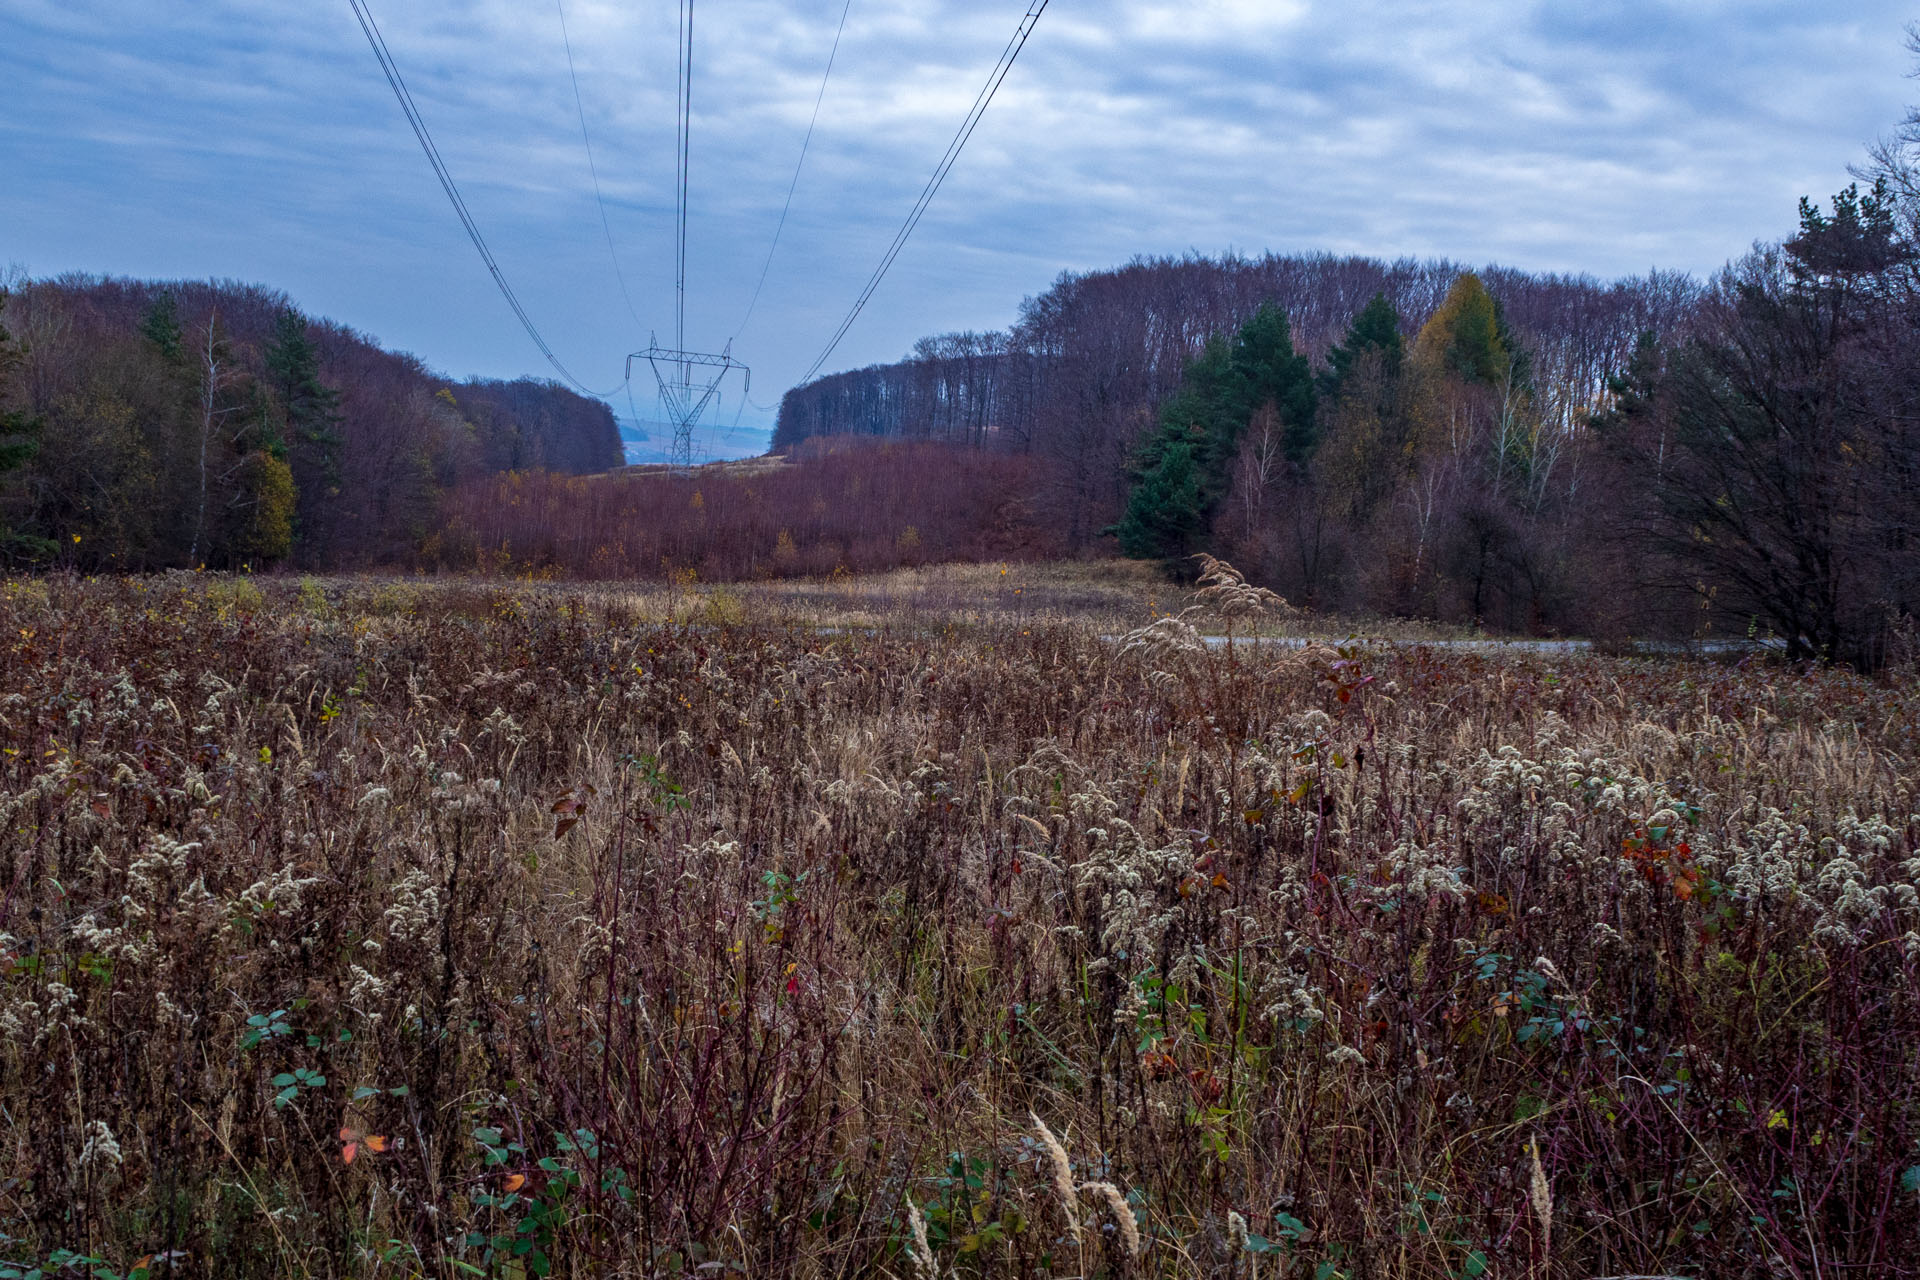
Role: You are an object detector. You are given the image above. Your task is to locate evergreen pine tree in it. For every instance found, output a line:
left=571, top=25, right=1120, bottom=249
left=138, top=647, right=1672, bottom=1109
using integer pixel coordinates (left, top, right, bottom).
left=266, top=308, right=342, bottom=471
left=1135, top=337, right=1232, bottom=473
left=1115, top=439, right=1203, bottom=558
left=1115, top=304, right=1316, bottom=559
left=140, top=291, right=184, bottom=362
left=264, top=307, right=343, bottom=559
left=1229, top=303, right=1317, bottom=463
left=1323, top=292, right=1404, bottom=399
left=1317, top=293, right=1412, bottom=523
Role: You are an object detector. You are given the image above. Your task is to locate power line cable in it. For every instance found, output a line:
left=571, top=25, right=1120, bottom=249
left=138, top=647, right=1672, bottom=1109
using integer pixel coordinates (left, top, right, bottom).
left=345, top=0, right=624, bottom=398
left=731, top=0, right=855, bottom=343
left=675, top=0, right=694, bottom=353
left=556, top=0, right=648, bottom=337
left=624, top=378, right=650, bottom=464
left=796, top=0, right=1048, bottom=386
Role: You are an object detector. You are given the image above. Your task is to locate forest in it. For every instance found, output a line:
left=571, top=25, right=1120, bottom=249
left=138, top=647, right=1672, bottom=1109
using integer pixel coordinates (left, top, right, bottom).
left=773, top=254, right=1699, bottom=547
left=775, top=170, right=1920, bottom=665
left=0, top=275, right=622, bottom=571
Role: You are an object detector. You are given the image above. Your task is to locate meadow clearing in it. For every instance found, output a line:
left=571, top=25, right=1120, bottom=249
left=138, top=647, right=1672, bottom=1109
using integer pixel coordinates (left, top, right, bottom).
left=0, top=567, right=1915, bottom=1278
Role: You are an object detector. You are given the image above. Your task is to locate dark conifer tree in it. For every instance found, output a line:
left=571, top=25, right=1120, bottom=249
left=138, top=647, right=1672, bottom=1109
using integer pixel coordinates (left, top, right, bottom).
left=1322, top=292, right=1404, bottom=399
left=1229, top=303, right=1318, bottom=464
left=265, top=307, right=343, bottom=557
left=1115, top=439, right=1202, bottom=558
left=266, top=307, right=341, bottom=470
left=140, top=291, right=184, bottom=362
left=1116, top=305, right=1316, bottom=559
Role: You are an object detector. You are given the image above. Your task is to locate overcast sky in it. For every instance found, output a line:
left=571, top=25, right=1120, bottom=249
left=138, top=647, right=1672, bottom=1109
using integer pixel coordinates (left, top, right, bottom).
left=4, top=0, right=1914, bottom=432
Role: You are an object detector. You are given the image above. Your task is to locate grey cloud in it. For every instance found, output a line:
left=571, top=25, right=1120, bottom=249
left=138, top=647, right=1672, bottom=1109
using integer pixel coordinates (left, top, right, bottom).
left=3, top=0, right=1911, bottom=424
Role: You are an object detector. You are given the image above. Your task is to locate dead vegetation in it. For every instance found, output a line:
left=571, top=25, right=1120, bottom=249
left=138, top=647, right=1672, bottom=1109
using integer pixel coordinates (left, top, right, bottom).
left=1, top=572, right=1916, bottom=1278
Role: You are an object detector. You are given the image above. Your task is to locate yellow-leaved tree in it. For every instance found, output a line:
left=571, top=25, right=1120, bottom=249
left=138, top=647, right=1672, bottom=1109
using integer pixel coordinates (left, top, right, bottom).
left=243, top=451, right=298, bottom=563
left=1407, top=272, right=1517, bottom=455
left=1401, top=273, right=1554, bottom=620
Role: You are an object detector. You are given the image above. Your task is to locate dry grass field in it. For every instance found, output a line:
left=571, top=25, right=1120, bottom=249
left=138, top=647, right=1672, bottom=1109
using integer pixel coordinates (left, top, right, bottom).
left=1, top=570, right=1916, bottom=1278
left=572, top=559, right=1483, bottom=643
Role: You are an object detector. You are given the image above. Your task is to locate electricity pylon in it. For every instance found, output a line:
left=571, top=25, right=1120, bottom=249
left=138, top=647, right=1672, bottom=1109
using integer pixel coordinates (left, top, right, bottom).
left=630, top=340, right=749, bottom=475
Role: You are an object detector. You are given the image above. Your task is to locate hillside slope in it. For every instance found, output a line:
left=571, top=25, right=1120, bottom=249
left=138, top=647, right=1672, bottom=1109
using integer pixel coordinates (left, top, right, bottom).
left=0, top=274, right=621, bottom=569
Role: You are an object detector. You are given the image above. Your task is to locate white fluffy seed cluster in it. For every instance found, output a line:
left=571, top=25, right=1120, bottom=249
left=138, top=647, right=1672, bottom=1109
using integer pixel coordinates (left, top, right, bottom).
left=381, top=869, right=444, bottom=945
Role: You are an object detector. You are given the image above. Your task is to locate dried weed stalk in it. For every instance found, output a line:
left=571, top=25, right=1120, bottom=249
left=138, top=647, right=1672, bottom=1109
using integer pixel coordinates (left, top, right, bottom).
left=0, top=572, right=1914, bottom=1278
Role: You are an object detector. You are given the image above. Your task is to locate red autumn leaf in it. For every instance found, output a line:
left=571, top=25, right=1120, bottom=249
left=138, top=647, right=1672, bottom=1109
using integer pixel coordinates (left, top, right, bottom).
left=554, top=816, right=579, bottom=839
left=339, top=1126, right=387, bottom=1164
left=1187, top=1068, right=1224, bottom=1102
left=1142, top=1050, right=1178, bottom=1080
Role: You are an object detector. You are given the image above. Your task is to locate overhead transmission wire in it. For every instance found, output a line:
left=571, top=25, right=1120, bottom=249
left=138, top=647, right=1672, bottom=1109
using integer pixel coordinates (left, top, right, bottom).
left=556, top=0, right=647, bottom=337
left=795, top=0, right=1049, bottom=386
left=731, top=0, right=855, bottom=345
left=344, top=0, right=624, bottom=398
left=663, top=0, right=753, bottom=462
left=552, top=0, right=653, bottom=443
left=675, top=0, right=694, bottom=354
left=549, top=1, right=667, bottom=449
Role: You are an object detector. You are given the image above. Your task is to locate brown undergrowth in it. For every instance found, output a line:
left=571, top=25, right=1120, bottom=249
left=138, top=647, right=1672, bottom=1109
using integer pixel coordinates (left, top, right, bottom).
left=1, top=573, right=1916, bottom=1278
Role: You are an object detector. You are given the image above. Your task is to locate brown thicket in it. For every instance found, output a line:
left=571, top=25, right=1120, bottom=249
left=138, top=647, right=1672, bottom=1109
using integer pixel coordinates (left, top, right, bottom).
left=428, top=439, right=1061, bottom=581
